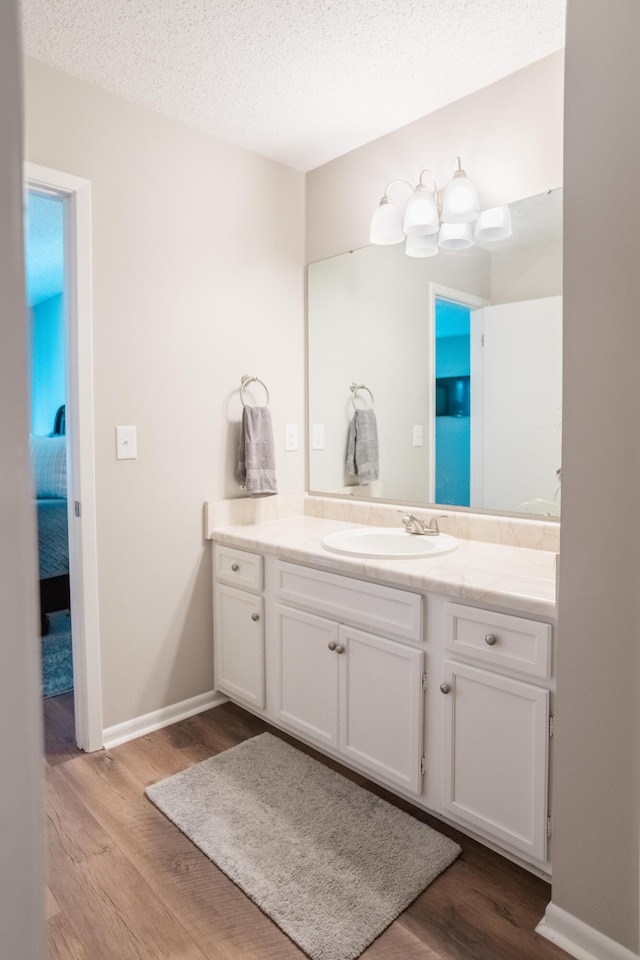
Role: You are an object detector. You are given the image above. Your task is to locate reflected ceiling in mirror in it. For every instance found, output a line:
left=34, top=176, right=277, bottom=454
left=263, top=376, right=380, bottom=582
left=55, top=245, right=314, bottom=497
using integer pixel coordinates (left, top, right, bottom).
left=307, top=188, right=562, bottom=519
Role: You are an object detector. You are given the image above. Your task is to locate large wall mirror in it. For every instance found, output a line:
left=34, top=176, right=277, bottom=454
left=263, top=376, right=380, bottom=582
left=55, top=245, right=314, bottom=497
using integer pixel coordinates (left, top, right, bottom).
left=307, top=187, right=562, bottom=518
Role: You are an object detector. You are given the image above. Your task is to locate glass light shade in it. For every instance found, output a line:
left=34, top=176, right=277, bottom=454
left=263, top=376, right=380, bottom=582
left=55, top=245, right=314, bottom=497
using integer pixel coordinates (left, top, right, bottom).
left=369, top=198, right=404, bottom=245
left=405, top=234, right=439, bottom=258
left=438, top=221, right=474, bottom=250
left=402, top=185, right=440, bottom=236
left=441, top=173, right=481, bottom=224
left=474, top=204, right=513, bottom=241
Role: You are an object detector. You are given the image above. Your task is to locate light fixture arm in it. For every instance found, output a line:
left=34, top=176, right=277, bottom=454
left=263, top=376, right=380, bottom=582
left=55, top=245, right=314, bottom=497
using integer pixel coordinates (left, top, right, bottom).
left=418, top=168, right=438, bottom=192
left=417, top=168, right=441, bottom=216
left=380, top=179, right=414, bottom=202
left=453, top=156, right=465, bottom=179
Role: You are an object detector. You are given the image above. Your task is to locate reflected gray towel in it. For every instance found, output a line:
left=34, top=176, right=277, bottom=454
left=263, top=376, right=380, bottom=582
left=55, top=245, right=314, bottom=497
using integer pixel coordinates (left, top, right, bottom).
left=235, top=406, right=278, bottom=496
left=345, top=409, right=379, bottom=484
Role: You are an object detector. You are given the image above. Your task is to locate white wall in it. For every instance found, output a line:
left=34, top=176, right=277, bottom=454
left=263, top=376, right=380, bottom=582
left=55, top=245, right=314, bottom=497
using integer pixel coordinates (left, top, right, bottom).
left=0, top=4, right=46, bottom=957
left=24, top=57, right=305, bottom=729
left=551, top=0, right=640, bottom=953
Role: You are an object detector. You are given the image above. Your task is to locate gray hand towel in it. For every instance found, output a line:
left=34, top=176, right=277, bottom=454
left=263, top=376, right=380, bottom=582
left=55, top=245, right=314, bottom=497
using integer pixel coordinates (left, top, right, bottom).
left=235, top=405, right=278, bottom=496
left=345, top=408, right=379, bottom=484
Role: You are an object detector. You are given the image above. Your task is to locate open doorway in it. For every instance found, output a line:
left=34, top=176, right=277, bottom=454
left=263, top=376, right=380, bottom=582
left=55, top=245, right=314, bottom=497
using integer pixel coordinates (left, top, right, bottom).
left=428, top=283, right=489, bottom=506
left=24, top=189, right=72, bottom=699
left=24, top=163, right=103, bottom=752
left=434, top=296, right=472, bottom=506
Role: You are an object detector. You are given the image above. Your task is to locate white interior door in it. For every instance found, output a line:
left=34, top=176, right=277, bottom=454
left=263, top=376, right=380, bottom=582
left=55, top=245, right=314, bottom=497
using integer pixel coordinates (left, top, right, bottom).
left=475, top=296, right=562, bottom=513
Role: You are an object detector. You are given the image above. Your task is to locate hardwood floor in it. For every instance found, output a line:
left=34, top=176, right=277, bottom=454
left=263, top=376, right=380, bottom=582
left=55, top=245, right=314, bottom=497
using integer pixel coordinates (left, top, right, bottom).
left=43, top=694, right=571, bottom=960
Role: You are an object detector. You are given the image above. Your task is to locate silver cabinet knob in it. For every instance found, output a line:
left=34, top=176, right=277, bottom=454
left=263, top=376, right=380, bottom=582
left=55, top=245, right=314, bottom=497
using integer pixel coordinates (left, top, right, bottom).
left=336, top=644, right=345, bottom=654
left=440, top=682, right=451, bottom=694
left=231, top=563, right=240, bottom=572
left=251, top=613, right=260, bottom=622
left=328, top=641, right=337, bottom=651
left=485, top=633, right=497, bottom=646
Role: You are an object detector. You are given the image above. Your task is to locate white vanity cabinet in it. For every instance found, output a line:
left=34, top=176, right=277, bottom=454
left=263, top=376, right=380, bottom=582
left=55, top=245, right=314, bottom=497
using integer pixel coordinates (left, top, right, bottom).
left=213, top=545, right=265, bottom=709
left=271, top=561, right=425, bottom=795
left=211, top=538, right=556, bottom=872
left=439, top=602, right=553, bottom=864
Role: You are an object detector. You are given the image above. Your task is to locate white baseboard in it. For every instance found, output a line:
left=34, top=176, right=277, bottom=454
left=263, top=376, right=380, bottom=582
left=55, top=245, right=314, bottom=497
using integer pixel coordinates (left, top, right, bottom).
left=102, top=690, right=228, bottom=749
left=536, top=902, right=640, bottom=960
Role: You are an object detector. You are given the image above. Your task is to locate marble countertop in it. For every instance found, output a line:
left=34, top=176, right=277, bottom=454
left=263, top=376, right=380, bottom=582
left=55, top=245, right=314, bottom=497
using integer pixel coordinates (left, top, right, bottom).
left=209, top=515, right=557, bottom=618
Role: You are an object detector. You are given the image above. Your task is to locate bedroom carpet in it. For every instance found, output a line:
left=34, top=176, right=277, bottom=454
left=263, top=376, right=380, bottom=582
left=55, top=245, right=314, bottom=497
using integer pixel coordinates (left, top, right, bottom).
left=146, top=732, right=461, bottom=960
left=41, top=609, right=73, bottom=698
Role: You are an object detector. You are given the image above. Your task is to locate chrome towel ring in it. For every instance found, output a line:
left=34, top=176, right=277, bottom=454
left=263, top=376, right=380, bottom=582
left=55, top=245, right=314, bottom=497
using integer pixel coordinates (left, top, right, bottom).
left=350, top=382, right=374, bottom=410
left=241, top=375, right=270, bottom=407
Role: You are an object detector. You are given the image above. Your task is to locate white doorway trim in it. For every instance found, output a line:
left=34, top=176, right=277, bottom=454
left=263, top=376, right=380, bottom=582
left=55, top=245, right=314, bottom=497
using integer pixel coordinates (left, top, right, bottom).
left=25, top=161, right=103, bottom=752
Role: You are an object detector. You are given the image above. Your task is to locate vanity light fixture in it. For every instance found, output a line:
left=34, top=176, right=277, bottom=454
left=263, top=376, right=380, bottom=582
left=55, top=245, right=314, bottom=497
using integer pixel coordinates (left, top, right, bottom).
left=368, top=191, right=405, bottom=245
left=369, top=157, right=512, bottom=256
left=474, top=203, right=513, bottom=241
left=441, top=157, right=481, bottom=223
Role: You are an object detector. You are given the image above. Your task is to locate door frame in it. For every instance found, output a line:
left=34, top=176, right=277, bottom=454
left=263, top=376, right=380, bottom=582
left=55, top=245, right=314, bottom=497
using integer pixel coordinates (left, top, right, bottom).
left=25, top=161, right=103, bottom=752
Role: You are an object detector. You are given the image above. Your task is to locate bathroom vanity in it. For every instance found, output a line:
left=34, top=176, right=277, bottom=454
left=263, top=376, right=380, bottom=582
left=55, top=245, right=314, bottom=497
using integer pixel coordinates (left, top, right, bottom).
left=208, top=504, right=557, bottom=877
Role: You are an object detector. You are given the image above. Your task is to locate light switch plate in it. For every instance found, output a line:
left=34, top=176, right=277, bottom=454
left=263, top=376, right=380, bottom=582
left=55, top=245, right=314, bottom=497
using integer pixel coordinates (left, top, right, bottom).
left=312, top=424, right=324, bottom=450
left=412, top=424, right=423, bottom=447
left=284, top=424, right=298, bottom=451
left=116, top=425, right=137, bottom=460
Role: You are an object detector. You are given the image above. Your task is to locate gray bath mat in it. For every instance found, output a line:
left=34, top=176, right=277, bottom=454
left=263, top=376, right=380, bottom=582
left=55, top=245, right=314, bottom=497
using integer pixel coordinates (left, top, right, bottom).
left=146, top=732, right=460, bottom=960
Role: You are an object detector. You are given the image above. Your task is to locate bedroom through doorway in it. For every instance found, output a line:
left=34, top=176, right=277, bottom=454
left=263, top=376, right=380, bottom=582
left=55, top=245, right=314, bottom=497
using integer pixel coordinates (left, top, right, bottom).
left=25, top=189, right=73, bottom=703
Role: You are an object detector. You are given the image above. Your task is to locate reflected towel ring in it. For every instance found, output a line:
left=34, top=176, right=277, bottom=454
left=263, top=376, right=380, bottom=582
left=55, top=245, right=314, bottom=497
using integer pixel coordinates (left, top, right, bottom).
left=350, top=382, right=374, bottom=410
left=240, top=375, right=270, bottom=407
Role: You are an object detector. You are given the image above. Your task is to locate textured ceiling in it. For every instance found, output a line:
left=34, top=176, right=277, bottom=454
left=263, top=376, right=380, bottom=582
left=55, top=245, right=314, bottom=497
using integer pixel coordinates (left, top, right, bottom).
left=21, top=0, right=566, bottom=172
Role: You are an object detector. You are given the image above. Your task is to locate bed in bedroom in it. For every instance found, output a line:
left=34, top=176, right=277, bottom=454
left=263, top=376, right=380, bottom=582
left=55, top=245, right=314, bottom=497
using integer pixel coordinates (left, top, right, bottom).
left=31, top=406, right=70, bottom=635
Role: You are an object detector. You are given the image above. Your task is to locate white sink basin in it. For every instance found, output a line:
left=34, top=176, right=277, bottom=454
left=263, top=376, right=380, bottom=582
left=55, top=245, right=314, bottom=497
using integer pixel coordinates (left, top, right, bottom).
left=321, top=527, right=459, bottom=560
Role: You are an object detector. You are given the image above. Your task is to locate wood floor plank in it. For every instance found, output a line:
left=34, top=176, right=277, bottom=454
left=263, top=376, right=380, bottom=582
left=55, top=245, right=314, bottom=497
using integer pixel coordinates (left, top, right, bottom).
left=203, top=700, right=273, bottom=744
left=48, top=912, right=93, bottom=960
left=107, top=725, right=212, bottom=786
left=46, top=886, right=61, bottom=919
left=46, top=764, right=211, bottom=960
left=362, top=920, right=445, bottom=959
left=45, top=695, right=572, bottom=960
left=42, top=692, right=79, bottom=767
left=55, top=748, right=304, bottom=960
left=398, top=848, right=569, bottom=960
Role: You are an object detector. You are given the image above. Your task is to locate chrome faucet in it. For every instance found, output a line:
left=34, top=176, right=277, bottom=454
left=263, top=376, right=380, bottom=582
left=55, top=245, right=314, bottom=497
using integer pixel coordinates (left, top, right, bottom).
left=399, top=511, right=445, bottom=536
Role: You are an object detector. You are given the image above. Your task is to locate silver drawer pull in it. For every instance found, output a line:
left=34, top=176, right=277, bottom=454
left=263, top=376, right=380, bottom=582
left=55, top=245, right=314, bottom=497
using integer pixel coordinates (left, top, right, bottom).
left=251, top=613, right=260, bottom=622
left=231, top=563, right=240, bottom=572
left=485, top=633, right=497, bottom=646
left=335, top=644, right=345, bottom=654
left=328, top=641, right=337, bottom=651
left=440, top=682, right=451, bottom=694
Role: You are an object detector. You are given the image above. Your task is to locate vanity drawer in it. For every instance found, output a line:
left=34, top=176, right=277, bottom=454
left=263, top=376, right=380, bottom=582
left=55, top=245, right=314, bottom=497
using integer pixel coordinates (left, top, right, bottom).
left=215, top=545, right=263, bottom=592
left=274, top=560, right=422, bottom=643
left=444, top=602, right=551, bottom=679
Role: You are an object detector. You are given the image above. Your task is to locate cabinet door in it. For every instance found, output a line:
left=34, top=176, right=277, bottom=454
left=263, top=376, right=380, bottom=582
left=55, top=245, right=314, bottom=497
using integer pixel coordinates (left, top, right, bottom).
left=273, top=604, right=339, bottom=748
left=338, top=626, right=424, bottom=795
left=441, top=660, right=549, bottom=862
left=214, top=584, right=265, bottom=708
